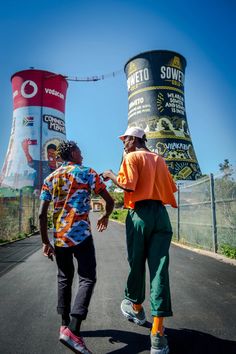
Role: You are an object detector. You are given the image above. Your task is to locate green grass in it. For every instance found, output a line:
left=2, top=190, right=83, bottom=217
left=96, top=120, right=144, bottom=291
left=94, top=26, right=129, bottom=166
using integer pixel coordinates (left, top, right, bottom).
left=219, top=244, right=236, bottom=259
left=0, top=232, right=28, bottom=245
left=110, top=209, right=128, bottom=223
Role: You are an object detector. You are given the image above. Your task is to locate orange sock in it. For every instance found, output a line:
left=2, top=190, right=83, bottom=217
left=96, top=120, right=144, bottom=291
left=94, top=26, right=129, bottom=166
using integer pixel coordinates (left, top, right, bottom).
left=133, top=303, right=142, bottom=312
left=151, top=316, right=164, bottom=336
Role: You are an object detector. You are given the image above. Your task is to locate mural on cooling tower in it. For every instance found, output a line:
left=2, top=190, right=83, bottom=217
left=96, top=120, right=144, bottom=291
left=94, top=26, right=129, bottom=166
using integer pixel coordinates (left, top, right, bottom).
left=0, top=69, right=68, bottom=190
left=124, top=50, right=202, bottom=180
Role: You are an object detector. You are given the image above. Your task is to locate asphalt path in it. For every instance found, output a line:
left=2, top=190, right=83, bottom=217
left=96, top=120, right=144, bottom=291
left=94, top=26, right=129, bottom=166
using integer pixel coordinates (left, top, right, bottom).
left=0, top=213, right=236, bottom=354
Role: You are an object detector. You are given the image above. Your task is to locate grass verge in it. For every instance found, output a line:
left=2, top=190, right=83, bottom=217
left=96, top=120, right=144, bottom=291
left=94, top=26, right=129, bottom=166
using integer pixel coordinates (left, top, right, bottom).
left=110, top=209, right=128, bottom=224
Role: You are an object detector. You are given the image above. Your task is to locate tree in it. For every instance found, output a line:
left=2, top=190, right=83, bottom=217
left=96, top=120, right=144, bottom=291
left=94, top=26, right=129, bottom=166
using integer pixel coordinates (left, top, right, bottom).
left=219, top=159, right=233, bottom=179
left=219, top=159, right=230, bottom=171
left=215, top=160, right=236, bottom=238
left=109, top=191, right=124, bottom=208
left=216, top=159, right=235, bottom=198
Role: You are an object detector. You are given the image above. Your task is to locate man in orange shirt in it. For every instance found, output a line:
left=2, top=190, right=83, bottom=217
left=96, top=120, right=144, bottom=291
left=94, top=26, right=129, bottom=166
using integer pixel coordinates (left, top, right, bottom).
left=102, top=127, right=177, bottom=354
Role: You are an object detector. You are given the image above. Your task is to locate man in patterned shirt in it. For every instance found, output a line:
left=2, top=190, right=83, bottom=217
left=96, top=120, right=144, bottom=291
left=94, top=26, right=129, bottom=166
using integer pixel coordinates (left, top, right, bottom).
left=39, top=140, right=114, bottom=354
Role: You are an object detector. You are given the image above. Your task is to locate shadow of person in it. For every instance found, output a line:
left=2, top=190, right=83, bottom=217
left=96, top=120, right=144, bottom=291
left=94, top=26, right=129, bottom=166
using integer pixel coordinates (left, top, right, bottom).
left=82, top=329, right=150, bottom=353
left=167, top=328, right=236, bottom=354
left=82, top=327, right=236, bottom=354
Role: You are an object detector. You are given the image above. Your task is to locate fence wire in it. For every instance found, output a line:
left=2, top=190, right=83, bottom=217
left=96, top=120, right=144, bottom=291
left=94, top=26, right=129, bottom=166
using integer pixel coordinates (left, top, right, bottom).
left=0, top=189, right=40, bottom=243
left=0, top=167, right=235, bottom=253
left=167, top=166, right=236, bottom=254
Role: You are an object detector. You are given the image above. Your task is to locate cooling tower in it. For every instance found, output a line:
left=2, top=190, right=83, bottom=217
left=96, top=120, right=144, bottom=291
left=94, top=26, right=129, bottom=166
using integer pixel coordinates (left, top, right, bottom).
left=124, top=50, right=201, bottom=180
left=0, top=69, right=68, bottom=190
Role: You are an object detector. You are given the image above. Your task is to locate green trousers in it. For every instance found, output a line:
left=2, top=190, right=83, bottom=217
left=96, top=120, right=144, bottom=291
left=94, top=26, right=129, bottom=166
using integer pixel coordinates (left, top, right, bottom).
left=125, top=200, right=173, bottom=317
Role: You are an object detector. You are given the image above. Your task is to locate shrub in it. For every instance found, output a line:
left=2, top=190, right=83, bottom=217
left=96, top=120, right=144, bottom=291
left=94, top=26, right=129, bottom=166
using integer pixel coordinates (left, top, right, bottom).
left=220, top=244, right=236, bottom=259
left=110, top=209, right=128, bottom=223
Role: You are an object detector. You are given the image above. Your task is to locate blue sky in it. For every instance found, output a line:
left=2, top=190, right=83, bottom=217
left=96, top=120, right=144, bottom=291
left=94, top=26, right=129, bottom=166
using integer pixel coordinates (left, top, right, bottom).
left=0, top=0, right=235, bottom=177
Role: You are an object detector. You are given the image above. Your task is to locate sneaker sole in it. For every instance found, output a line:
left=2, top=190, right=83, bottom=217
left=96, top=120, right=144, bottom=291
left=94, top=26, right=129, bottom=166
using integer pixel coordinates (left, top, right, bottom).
left=60, top=336, right=89, bottom=354
left=150, top=345, right=169, bottom=354
left=120, top=304, right=146, bottom=325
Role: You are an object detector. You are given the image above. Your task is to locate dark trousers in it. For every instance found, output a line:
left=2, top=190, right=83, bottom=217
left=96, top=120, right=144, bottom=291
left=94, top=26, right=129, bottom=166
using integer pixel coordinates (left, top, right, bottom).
left=55, top=236, right=96, bottom=320
left=125, top=200, right=173, bottom=317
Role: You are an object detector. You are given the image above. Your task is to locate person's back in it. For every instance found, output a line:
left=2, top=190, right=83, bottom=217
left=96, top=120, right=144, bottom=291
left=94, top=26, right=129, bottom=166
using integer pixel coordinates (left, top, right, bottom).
left=102, top=126, right=177, bottom=354
left=39, top=140, right=114, bottom=354
left=118, top=150, right=177, bottom=209
left=41, top=161, right=106, bottom=247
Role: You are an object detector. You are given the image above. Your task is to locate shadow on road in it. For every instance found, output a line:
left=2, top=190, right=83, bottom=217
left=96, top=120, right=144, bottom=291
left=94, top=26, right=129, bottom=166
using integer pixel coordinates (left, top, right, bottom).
left=0, top=236, right=41, bottom=276
left=82, top=327, right=236, bottom=354
left=167, top=328, right=236, bottom=354
left=82, top=329, right=150, bottom=353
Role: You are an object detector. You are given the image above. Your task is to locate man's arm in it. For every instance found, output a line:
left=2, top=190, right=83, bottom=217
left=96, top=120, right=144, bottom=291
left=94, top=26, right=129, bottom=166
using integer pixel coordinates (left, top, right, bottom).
left=38, top=200, right=54, bottom=260
left=102, top=170, right=134, bottom=192
left=96, top=188, right=115, bottom=232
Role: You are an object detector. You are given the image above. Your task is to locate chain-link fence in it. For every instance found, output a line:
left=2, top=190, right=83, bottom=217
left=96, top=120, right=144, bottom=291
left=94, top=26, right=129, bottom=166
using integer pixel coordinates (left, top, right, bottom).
left=167, top=166, right=236, bottom=254
left=0, top=188, right=40, bottom=243
left=1, top=168, right=235, bottom=252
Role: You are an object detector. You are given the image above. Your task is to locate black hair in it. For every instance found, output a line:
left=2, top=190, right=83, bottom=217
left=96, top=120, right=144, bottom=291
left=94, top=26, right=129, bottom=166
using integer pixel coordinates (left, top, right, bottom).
left=47, top=144, right=57, bottom=150
left=136, top=134, right=147, bottom=144
left=56, top=140, right=78, bottom=161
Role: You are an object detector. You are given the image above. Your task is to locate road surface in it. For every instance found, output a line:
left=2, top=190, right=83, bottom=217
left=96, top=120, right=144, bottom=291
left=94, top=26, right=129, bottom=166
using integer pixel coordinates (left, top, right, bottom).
left=0, top=213, right=236, bottom=353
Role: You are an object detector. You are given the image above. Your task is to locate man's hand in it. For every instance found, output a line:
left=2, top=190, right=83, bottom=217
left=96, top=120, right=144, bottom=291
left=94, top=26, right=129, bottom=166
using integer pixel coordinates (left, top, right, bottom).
left=102, top=170, right=115, bottom=181
left=97, top=214, right=109, bottom=232
left=102, top=170, right=132, bottom=192
left=42, top=243, right=55, bottom=261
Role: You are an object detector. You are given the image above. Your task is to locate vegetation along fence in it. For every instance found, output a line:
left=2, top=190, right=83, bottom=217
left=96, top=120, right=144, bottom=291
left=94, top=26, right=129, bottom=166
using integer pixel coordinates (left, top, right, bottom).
left=0, top=187, right=40, bottom=243
left=167, top=166, right=236, bottom=256
left=0, top=166, right=235, bottom=258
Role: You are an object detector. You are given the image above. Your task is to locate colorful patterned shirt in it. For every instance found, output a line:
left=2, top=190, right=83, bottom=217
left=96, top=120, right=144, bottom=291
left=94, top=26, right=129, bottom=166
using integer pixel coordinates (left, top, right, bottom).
left=40, top=162, right=106, bottom=247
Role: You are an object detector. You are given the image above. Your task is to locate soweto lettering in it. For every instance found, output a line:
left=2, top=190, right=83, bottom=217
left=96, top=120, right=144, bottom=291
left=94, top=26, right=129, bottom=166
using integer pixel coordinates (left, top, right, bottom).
left=160, top=66, right=185, bottom=84
left=129, top=97, right=144, bottom=109
left=127, top=68, right=149, bottom=90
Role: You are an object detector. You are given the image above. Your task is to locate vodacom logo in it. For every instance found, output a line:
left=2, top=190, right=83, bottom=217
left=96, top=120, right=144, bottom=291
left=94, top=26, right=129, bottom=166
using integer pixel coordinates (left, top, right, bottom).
left=21, top=80, right=38, bottom=98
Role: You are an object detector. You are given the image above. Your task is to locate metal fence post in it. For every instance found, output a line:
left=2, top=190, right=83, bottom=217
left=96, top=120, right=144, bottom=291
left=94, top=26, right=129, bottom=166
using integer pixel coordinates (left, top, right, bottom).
left=19, top=189, right=23, bottom=235
left=210, top=173, right=218, bottom=252
left=177, top=187, right=180, bottom=241
left=32, top=194, right=35, bottom=227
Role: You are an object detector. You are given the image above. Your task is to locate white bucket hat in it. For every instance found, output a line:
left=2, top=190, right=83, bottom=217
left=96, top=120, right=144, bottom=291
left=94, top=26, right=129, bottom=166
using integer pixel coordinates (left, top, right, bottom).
left=118, top=126, right=145, bottom=141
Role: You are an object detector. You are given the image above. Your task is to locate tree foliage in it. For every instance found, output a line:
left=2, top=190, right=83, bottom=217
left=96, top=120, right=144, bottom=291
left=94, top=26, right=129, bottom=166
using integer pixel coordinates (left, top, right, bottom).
left=109, top=191, right=124, bottom=208
left=216, top=159, right=236, bottom=199
left=219, top=159, right=233, bottom=179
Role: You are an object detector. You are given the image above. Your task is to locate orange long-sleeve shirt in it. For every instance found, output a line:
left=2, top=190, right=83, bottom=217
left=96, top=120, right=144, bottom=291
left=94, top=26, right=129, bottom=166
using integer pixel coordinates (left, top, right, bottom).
left=117, top=151, right=177, bottom=209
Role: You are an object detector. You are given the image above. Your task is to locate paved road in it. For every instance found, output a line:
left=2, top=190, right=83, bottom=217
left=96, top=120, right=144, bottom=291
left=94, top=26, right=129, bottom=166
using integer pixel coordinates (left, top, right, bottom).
left=0, top=213, right=236, bottom=354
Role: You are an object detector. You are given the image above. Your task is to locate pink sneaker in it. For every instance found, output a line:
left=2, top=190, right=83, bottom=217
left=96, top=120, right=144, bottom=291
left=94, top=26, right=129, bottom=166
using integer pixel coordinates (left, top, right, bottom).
left=59, top=327, right=92, bottom=354
left=59, top=326, right=67, bottom=339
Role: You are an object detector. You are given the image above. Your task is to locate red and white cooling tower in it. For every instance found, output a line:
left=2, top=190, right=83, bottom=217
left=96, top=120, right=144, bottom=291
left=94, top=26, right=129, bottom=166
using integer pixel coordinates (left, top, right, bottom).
left=0, top=69, right=68, bottom=190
